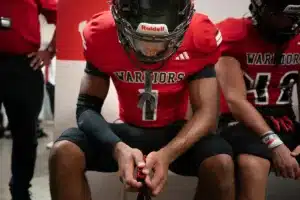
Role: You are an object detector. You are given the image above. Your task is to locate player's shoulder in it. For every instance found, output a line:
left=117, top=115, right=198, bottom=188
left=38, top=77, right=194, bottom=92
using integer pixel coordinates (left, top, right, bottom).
left=216, top=17, right=252, bottom=43
left=183, top=13, right=221, bottom=53
left=83, top=11, right=117, bottom=51
left=82, top=11, right=120, bottom=67
left=290, top=34, right=300, bottom=46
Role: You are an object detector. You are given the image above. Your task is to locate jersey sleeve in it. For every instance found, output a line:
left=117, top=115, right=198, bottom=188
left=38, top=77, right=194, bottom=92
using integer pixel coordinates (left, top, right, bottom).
left=82, top=13, right=111, bottom=77
left=187, top=15, right=221, bottom=81
left=84, top=62, right=110, bottom=79
left=216, top=18, right=247, bottom=57
left=39, top=0, right=57, bottom=24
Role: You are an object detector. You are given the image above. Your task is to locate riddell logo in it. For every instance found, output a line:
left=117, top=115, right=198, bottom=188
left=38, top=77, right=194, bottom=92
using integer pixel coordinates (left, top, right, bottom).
left=141, top=25, right=165, bottom=32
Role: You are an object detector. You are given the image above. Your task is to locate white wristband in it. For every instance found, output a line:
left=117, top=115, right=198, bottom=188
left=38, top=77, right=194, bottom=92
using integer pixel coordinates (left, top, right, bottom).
left=261, top=132, right=283, bottom=149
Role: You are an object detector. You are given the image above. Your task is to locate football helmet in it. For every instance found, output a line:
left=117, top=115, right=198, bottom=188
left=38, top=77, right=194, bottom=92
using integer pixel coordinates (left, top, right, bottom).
left=110, top=0, right=195, bottom=64
left=250, top=0, right=300, bottom=43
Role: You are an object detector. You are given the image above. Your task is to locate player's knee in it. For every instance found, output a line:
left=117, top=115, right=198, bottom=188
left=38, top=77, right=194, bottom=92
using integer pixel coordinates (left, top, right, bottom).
left=200, top=154, right=234, bottom=190
left=237, top=154, right=270, bottom=179
left=202, top=154, right=234, bottom=172
left=200, top=154, right=234, bottom=179
left=49, top=140, right=85, bottom=173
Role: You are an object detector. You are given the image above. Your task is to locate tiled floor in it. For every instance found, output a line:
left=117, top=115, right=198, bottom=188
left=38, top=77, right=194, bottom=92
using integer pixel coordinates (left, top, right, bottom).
left=1, top=122, right=300, bottom=200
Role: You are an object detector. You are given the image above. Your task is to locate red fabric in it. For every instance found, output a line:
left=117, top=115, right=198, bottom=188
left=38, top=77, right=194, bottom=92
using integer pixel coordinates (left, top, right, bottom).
left=217, top=18, right=300, bottom=113
left=0, top=0, right=56, bottom=54
left=83, top=11, right=221, bottom=127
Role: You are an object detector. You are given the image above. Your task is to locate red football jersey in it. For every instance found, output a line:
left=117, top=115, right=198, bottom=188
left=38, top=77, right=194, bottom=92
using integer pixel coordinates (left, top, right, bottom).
left=83, top=11, right=221, bottom=127
left=217, top=18, right=300, bottom=114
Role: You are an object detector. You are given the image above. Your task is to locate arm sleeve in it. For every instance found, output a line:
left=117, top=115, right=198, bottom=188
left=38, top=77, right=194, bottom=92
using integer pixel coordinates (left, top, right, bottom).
left=76, top=63, right=120, bottom=154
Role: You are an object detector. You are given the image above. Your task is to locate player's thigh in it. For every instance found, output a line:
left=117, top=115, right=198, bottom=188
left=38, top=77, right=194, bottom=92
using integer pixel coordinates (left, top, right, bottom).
left=220, top=123, right=272, bottom=161
left=54, top=122, right=179, bottom=172
left=169, top=134, right=233, bottom=176
left=111, top=121, right=186, bottom=155
left=55, top=127, right=118, bottom=172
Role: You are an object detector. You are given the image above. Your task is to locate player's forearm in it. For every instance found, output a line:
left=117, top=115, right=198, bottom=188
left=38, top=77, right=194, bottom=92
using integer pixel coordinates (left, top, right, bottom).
left=160, top=110, right=216, bottom=163
left=228, top=98, right=271, bottom=136
left=76, top=94, right=122, bottom=154
left=46, top=30, right=56, bottom=54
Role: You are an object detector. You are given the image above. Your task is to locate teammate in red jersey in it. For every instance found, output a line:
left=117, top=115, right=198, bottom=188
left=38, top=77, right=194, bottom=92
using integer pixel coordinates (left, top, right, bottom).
left=49, top=1, right=235, bottom=200
left=216, top=0, right=300, bottom=200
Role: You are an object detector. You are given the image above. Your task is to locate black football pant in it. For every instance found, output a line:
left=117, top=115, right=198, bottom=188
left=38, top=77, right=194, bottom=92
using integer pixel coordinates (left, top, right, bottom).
left=0, top=53, right=44, bottom=199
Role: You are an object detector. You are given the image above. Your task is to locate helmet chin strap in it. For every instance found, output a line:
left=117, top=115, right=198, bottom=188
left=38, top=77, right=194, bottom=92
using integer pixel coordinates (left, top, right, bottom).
left=117, top=30, right=162, bottom=116
left=137, top=70, right=157, bottom=118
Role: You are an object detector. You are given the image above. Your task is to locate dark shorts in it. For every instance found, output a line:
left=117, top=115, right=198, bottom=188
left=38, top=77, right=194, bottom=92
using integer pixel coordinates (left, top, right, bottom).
left=56, top=120, right=233, bottom=176
left=218, top=106, right=300, bottom=163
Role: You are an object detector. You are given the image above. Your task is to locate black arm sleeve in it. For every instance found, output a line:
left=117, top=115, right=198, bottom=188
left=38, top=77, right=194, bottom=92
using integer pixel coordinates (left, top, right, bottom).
left=76, top=94, right=122, bottom=154
left=187, top=64, right=216, bottom=82
left=76, top=63, right=121, bottom=154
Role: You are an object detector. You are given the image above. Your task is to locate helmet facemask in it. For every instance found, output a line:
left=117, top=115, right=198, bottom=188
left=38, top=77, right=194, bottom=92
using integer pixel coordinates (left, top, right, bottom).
left=111, top=0, right=195, bottom=64
left=250, top=0, right=300, bottom=44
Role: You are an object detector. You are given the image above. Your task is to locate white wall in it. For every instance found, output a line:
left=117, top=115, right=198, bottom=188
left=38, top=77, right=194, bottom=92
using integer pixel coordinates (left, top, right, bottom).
left=195, top=0, right=250, bottom=22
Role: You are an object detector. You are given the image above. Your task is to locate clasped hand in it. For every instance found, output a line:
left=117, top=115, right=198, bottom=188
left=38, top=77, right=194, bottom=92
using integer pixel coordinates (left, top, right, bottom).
left=114, top=143, right=170, bottom=196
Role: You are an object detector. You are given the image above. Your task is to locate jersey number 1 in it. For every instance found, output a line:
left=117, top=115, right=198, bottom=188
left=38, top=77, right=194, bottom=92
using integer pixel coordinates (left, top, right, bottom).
left=138, top=89, right=159, bottom=121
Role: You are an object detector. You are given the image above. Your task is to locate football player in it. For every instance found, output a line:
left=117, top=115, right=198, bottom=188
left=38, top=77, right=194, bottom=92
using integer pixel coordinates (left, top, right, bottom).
left=49, top=0, right=235, bottom=200
left=216, top=0, right=300, bottom=200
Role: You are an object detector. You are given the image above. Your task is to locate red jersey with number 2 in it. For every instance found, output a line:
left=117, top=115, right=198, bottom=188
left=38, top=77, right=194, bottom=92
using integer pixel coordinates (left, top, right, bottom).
left=83, top=11, right=221, bottom=127
left=217, top=18, right=300, bottom=113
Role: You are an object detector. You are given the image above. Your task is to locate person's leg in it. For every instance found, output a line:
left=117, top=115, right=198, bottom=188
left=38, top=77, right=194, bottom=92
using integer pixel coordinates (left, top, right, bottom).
left=49, top=128, right=110, bottom=200
left=170, top=134, right=235, bottom=200
left=221, top=124, right=271, bottom=200
left=2, top=56, right=44, bottom=200
left=237, top=154, right=270, bottom=200
left=49, top=122, right=174, bottom=200
left=46, top=81, right=55, bottom=116
left=36, top=120, right=47, bottom=138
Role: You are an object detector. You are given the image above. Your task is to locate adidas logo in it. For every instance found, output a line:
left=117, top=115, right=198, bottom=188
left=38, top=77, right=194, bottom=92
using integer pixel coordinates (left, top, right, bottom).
left=175, top=51, right=190, bottom=60
left=215, top=30, right=222, bottom=47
